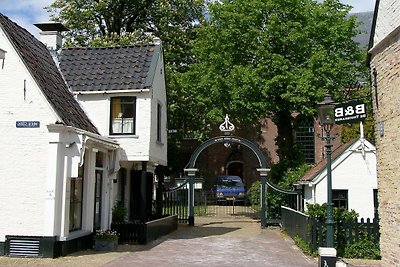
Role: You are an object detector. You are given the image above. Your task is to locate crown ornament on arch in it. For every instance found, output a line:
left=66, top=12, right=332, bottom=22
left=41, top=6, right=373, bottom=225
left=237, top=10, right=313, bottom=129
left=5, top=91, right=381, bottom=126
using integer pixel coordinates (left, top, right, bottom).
left=219, top=114, right=235, bottom=135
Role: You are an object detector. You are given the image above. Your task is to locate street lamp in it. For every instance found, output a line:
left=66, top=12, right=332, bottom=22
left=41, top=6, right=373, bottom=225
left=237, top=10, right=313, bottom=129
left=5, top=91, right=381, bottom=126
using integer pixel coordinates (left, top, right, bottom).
left=317, top=94, right=335, bottom=248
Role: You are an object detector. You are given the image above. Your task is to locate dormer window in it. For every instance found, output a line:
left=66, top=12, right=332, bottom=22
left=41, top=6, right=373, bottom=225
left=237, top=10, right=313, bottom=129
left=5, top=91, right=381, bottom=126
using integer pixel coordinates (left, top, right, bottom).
left=110, top=97, right=136, bottom=135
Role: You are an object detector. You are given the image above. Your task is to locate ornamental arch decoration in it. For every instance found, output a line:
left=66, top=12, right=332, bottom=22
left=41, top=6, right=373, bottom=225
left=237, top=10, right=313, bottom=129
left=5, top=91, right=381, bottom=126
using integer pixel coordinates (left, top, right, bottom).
left=183, top=115, right=299, bottom=228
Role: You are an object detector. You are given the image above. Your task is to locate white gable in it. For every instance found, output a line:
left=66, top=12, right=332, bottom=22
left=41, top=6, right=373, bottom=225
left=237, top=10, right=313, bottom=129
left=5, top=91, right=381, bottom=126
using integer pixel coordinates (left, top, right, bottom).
left=302, top=138, right=377, bottom=219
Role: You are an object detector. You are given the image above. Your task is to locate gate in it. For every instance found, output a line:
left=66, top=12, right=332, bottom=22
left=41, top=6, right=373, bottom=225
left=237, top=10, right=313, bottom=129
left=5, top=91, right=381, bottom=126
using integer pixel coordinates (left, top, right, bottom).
left=194, top=190, right=260, bottom=219
left=162, top=180, right=189, bottom=223
left=162, top=185, right=260, bottom=221
left=164, top=115, right=301, bottom=227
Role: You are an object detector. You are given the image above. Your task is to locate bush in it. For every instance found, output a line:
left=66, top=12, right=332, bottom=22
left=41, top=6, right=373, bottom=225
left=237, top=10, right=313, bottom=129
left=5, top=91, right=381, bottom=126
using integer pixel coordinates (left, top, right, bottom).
left=112, top=201, right=127, bottom=223
left=247, top=164, right=311, bottom=218
left=247, top=180, right=261, bottom=209
left=343, top=240, right=381, bottom=260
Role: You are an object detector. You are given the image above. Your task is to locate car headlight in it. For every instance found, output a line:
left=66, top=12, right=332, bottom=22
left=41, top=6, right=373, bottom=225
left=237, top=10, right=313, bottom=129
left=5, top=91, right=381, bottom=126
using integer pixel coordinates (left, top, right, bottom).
left=217, top=192, right=224, bottom=197
left=238, top=192, right=245, bottom=196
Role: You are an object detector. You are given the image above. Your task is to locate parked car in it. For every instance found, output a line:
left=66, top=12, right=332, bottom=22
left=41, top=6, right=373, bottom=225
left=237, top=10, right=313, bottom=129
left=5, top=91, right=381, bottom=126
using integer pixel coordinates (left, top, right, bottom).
left=215, top=175, right=246, bottom=203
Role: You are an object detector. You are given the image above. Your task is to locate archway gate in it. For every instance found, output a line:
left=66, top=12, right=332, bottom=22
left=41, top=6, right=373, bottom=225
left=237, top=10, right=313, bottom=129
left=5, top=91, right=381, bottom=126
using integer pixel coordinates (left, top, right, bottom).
left=163, top=135, right=301, bottom=228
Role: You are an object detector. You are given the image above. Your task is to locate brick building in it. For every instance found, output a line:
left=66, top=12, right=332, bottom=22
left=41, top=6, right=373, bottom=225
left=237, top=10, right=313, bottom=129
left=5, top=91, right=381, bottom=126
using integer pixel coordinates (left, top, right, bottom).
left=368, top=0, right=400, bottom=265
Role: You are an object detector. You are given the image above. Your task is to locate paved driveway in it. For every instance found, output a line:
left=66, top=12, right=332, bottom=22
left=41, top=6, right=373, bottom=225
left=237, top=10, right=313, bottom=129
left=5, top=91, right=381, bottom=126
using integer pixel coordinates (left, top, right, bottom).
left=0, top=217, right=381, bottom=267
left=103, top=217, right=316, bottom=267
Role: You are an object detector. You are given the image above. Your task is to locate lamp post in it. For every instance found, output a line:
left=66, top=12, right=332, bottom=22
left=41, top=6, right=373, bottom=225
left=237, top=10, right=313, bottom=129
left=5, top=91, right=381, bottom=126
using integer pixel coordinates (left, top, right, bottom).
left=317, top=94, right=335, bottom=248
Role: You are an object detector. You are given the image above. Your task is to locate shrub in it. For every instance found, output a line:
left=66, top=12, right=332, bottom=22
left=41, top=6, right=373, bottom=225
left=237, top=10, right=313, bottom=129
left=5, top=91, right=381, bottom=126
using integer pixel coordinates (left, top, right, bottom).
left=112, top=201, right=127, bottom=223
left=247, top=180, right=261, bottom=209
left=247, top=164, right=311, bottom=218
left=343, top=240, right=381, bottom=260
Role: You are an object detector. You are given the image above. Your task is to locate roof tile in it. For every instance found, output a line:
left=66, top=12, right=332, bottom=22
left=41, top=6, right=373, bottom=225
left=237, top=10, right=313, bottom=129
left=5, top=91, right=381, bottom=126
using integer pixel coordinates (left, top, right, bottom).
left=59, top=46, right=155, bottom=92
left=0, top=13, right=98, bottom=134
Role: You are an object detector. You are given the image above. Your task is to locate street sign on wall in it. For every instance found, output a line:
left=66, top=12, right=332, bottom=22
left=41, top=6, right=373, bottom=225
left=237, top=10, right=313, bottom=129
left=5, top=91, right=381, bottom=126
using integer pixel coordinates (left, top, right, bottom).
left=334, top=100, right=366, bottom=124
left=16, top=121, right=40, bottom=128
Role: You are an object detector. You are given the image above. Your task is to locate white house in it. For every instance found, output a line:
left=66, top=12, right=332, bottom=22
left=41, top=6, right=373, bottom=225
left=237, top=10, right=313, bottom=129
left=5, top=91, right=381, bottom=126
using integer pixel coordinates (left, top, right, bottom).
left=0, top=14, right=121, bottom=257
left=51, top=29, right=168, bottom=222
left=297, top=137, right=378, bottom=219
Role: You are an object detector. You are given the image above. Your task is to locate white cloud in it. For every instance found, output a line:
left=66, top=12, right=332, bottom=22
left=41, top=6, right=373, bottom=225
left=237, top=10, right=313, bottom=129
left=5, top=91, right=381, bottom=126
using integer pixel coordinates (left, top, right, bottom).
left=1, top=0, right=53, bottom=37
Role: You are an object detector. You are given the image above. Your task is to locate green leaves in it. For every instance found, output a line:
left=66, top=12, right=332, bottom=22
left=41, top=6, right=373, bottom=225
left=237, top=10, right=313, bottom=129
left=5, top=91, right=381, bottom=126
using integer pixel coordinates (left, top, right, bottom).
left=176, top=0, right=368, bottom=155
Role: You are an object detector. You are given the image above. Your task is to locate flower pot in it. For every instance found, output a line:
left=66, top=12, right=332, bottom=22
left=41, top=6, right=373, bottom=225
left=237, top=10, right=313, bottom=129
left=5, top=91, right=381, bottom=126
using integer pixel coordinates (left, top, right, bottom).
left=94, top=239, right=118, bottom=251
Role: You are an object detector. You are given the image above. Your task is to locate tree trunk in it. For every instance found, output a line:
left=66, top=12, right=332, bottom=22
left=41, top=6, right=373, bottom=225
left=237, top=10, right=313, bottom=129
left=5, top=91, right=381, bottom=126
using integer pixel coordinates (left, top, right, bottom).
left=273, top=110, right=295, bottom=163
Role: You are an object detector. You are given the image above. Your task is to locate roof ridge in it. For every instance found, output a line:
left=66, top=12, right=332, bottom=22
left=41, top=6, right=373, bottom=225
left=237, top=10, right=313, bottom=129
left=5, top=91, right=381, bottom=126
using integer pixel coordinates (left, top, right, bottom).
left=62, top=44, right=156, bottom=50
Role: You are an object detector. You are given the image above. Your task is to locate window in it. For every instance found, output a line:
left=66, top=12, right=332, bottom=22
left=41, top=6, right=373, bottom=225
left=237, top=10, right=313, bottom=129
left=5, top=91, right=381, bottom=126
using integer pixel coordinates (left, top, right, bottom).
left=332, top=190, right=348, bottom=210
left=110, top=97, right=136, bottom=135
left=157, top=103, right=162, bottom=142
left=295, top=117, right=315, bottom=164
left=69, top=165, right=84, bottom=231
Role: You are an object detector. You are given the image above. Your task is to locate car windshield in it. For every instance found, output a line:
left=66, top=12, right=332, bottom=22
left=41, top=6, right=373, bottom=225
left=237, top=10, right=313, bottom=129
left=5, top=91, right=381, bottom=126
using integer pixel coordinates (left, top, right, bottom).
left=217, top=179, right=243, bottom=188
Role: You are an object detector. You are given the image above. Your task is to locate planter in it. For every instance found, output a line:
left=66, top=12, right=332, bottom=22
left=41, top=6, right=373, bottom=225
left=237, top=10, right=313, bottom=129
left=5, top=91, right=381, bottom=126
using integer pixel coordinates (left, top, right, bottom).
left=94, top=239, right=118, bottom=251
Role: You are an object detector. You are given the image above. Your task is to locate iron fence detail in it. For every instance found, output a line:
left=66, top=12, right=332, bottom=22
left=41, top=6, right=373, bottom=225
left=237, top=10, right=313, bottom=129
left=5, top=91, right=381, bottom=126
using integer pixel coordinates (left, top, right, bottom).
left=281, top=206, right=380, bottom=254
left=162, top=180, right=189, bottom=223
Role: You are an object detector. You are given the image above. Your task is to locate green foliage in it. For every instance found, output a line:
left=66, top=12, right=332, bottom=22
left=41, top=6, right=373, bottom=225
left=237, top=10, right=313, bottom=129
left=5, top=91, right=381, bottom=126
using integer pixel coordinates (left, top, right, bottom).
left=343, top=240, right=381, bottom=260
left=305, top=204, right=380, bottom=259
left=293, top=235, right=316, bottom=257
left=247, top=164, right=310, bottom=217
left=306, top=203, right=359, bottom=222
left=90, top=31, right=153, bottom=47
left=341, top=115, right=375, bottom=145
left=279, top=164, right=311, bottom=189
left=112, top=201, right=127, bottom=223
left=247, top=180, right=261, bottom=209
left=46, top=0, right=207, bottom=174
left=177, top=0, right=368, bottom=157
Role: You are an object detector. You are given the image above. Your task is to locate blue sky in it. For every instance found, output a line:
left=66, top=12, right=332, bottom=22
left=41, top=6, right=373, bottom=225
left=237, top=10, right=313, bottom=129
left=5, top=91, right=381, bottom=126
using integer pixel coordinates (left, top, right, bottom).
left=1, top=0, right=376, bottom=38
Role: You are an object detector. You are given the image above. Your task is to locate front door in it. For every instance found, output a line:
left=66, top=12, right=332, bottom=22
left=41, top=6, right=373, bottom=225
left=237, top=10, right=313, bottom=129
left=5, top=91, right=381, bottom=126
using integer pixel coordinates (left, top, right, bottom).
left=93, top=170, right=102, bottom=230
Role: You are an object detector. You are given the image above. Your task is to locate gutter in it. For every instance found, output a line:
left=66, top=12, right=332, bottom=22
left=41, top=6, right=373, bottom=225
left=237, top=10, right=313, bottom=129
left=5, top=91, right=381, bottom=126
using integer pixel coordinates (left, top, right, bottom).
left=366, top=0, right=380, bottom=66
left=73, top=88, right=150, bottom=95
left=47, top=124, right=119, bottom=149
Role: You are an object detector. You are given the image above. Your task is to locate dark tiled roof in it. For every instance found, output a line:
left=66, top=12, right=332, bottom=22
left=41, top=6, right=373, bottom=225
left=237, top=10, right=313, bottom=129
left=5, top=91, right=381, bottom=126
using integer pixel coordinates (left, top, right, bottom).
left=300, top=140, right=357, bottom=182
left=0, top=13, right=98, bottom=134
left=59, top=46, right=157, bottom=92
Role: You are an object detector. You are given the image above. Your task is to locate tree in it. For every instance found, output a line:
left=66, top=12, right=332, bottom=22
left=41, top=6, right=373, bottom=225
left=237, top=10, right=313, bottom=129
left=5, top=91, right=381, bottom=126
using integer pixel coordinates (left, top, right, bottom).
left=46, top=0, right=204, bottom=58
left=178, top=0, right=368, bottom=163
left=46, top=0, right=207, bottom=173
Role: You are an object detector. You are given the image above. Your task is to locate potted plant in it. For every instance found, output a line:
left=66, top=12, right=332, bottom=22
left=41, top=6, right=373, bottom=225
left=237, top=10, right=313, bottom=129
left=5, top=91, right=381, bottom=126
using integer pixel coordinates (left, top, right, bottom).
left=94, top=229, right=119, bottom=251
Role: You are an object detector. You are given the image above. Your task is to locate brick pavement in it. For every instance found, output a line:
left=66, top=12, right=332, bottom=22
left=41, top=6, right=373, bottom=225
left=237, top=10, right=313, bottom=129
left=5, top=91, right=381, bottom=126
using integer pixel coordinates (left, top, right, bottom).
left=0, top=217, right=381, bottom=267
left=102, top=217, right=316, bottom=267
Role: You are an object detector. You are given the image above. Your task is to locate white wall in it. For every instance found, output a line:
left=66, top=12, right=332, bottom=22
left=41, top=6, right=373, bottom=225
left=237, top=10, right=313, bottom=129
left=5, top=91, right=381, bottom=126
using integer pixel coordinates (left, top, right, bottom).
left=373, top=0, right=400, bottom=45
left=77, top=92, right=152, bottom=162
left=75, top=47, right=168, bottom=166
left=0, top=28, right=60, bottom=240
left=148, top=49, right=167, bottom=166
left=304, top=141, right=377, bottom=219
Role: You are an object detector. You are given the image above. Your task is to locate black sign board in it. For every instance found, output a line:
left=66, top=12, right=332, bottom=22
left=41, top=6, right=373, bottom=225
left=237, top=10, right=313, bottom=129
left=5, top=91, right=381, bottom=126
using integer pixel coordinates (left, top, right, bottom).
left=334, top=100, right=366, bottom=124
left=16, top=121, right=40, bottom=128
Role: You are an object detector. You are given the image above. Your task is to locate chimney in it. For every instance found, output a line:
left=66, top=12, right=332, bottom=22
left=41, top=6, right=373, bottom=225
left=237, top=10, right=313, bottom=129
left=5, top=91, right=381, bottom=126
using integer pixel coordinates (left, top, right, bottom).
left=34, top=23, right=69, bottom=51
left=34, top=23, right=69, bottom=65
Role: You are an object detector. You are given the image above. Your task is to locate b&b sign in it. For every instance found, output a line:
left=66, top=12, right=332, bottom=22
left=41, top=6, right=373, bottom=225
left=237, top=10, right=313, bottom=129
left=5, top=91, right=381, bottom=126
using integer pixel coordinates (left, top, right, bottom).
left=334, top=100, right=366, bottom=124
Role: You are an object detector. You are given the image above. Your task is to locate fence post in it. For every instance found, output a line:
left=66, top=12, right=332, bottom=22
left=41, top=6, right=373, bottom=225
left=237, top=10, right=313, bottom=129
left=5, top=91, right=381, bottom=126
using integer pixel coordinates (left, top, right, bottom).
left=373, top=217, right=379, bottom=243
left=184, top=168, right=197, bottom=226
left=366, top=218, right=371, bottom=239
